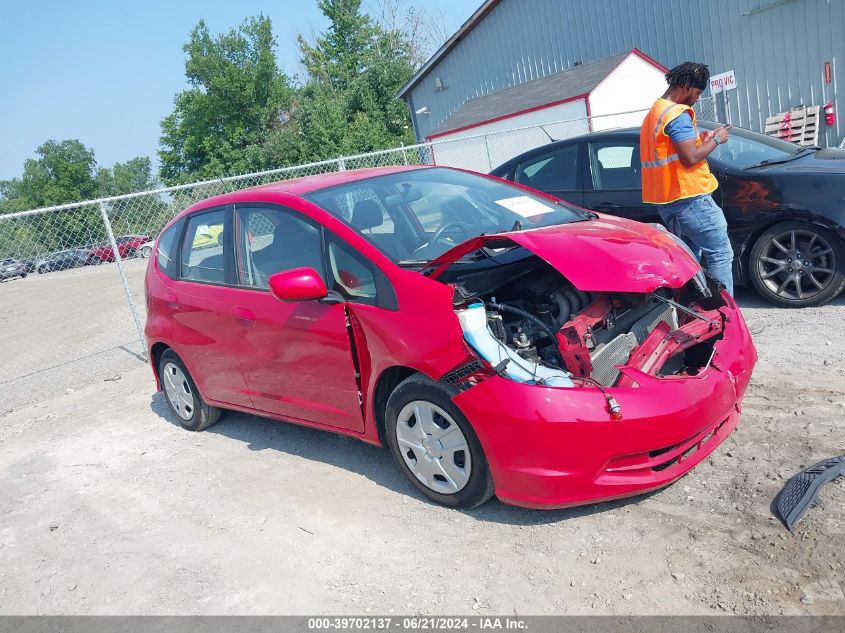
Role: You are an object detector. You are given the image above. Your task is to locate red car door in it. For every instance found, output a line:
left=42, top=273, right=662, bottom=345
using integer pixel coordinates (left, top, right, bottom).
left=166, top=206, right=253, bottom=408
left=228, top=204, right=364, bottom=433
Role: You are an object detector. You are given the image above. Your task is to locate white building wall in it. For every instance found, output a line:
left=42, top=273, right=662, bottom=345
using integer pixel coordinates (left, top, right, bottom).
left=588, top=54, right=668, bottom=131
left=431, top=99, right=589, bottom=173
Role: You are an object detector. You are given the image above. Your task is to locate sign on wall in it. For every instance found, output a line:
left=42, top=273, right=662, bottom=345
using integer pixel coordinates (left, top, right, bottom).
left=710, top=70, right=737, bottom=94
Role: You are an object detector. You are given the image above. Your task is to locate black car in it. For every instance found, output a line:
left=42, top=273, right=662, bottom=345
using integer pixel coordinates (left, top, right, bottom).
left=36, top=249, right=90, bottom=274
left=491, top=121, right=845, bottom=307
left=0, top=258, right=29, bottom=282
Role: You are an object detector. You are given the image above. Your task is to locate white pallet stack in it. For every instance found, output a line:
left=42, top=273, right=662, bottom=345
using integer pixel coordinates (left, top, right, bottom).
left=764, top=106, right=821, bottom=146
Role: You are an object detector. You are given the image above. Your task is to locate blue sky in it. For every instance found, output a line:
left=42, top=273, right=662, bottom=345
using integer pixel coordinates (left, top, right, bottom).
left=0, top=0, right=480, bottom=181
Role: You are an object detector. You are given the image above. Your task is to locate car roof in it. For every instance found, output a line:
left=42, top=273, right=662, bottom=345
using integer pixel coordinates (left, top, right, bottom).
left=181, top=165, right=435, bottom=215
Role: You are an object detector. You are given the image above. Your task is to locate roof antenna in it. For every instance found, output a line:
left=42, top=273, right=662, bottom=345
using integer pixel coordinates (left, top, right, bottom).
left=539, top=125, right=558, bottom=143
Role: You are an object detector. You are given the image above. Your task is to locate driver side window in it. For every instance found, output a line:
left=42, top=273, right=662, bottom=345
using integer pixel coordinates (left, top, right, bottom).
left=234, top=205, right=324, bottom=290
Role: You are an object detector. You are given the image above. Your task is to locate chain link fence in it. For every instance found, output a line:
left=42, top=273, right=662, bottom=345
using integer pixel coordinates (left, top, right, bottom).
left=694, top=96, right=718, bottom=122
left=1, top=108, right=678, bottom=410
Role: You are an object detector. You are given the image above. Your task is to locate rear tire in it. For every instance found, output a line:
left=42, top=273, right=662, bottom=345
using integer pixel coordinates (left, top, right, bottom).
left=749, top=221, right=845, bottom=307
left=385, top=374, right=494, bottom=509
left=158, top=349, right=221, bottom=431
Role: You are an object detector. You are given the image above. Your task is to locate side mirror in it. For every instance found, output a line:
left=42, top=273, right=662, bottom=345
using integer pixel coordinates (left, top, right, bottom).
left=268, top=267, right=329, bottom=302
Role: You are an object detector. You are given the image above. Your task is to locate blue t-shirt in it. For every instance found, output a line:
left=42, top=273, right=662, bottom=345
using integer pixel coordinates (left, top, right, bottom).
left=665, top=111, right=697, bottom=144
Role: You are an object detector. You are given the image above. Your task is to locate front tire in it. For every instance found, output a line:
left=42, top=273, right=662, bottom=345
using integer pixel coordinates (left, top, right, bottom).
left=385, top=374, right=494, bottom=509
left=749, top=221, right=845, bottom=307
left=158, top=349, right=221, bottom=431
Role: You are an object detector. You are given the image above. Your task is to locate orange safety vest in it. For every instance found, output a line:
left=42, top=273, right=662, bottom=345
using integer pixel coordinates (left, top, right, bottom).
left=640, top=98, right=718, bottom=204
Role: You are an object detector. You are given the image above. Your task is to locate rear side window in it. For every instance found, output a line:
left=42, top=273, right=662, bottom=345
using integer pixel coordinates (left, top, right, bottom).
left=589, top=141, right=641, bottom=190
left=514, top=145, right=579, bottom=191
left=156, top=220, right=181, bottom=279
left=180, top=209, right=227, bottom=284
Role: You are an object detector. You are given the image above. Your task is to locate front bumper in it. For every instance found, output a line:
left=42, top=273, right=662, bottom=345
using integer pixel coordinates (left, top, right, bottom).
left=453, top=293, right=757, bottom=509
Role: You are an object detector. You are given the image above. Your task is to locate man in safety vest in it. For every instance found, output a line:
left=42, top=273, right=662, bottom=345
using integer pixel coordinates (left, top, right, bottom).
left=640, top=62, right=734, bottom=294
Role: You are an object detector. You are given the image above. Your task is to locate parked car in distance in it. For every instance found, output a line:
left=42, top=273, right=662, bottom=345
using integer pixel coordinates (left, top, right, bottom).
left=491, top=121, right=845, bottom=308
left=136, top=240, right=155, bottom=259
left=36, top=249, right=90, bottom=273
left=0, top=258, right=29, bottom=281
left=88, top=234, right=150, bottom=263
left=145, top=165, right=756, bottom=510
left=137, top=226, right=220, bottom=260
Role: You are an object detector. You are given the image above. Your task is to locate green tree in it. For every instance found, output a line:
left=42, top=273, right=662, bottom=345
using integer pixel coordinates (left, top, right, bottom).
left=299, top=0, right=375, bottom=90
left=1, top=140, right=98, bottom=211
left=96, top=156, right=157, bottom=197
left=159, top=15, right=294, bottom=184
left=286, top=0, right=416, bottom=161
left=0, top=142, right=162, bottom=257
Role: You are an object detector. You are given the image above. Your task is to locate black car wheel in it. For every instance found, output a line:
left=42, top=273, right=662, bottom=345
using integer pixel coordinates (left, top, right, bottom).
left=749, top=221, right=845, bottom=307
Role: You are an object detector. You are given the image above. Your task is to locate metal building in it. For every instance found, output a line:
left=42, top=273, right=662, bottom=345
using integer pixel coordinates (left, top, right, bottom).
left=399, top=0, right=844, bottom=146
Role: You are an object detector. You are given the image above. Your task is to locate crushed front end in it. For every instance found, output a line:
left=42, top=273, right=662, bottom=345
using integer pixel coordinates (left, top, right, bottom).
left=432, top=237, right=757, bottom=509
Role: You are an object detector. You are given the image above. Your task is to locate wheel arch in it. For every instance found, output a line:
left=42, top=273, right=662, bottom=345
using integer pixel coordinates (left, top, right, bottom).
left=149, top=342, right=171, bottom=389
left=371, top=366, right=421, bottom=447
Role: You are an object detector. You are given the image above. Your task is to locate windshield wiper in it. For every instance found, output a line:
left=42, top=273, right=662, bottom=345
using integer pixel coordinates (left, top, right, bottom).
left=397, top=259, right=429, bottom=268
left=745, top=147, right=816, bottom=169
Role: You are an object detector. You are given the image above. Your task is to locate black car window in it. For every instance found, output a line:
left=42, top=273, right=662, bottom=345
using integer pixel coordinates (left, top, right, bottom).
left=156, top=221, right=181, bottom=279
left=234, top=204, right=324, bottom=290
left=180, top=210, right=226, bottom=284
left=589, top=141, right=641, bottom=190
left=700, top=123, right=801, bottom=169
left=514, top=145, right=579, bottom=191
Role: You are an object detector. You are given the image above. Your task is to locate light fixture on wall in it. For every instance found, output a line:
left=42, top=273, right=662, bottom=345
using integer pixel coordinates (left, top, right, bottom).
left=415, top=106, right=431, bottom=115
left=434, top=76, right=447, bottom=91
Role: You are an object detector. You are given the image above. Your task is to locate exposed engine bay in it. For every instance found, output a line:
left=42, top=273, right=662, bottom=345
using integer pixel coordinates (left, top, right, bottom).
left=448, top=255, right=727, bottom=389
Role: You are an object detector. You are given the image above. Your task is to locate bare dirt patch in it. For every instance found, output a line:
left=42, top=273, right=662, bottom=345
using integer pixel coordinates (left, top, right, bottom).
left=0, top=272, right=843, bottom=614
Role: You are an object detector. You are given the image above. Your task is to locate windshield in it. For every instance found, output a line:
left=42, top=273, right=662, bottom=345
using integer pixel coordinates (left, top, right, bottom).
left=304, top=167, right=589, bottom=264
left=698, top=121, right=804, bottom=169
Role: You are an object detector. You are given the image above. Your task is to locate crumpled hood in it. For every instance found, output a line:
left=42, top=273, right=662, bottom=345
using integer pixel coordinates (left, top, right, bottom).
left=426, top=214, right=701, bottom=293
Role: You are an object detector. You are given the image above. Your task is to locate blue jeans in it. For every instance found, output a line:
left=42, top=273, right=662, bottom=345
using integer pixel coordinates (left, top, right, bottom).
left=657, top=194, right=734, bottom=295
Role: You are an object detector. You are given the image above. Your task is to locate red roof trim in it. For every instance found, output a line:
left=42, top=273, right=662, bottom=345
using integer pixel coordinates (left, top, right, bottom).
left=426, top=92, right=590, bottom=140
left=631, top=48, right=668, bottom=73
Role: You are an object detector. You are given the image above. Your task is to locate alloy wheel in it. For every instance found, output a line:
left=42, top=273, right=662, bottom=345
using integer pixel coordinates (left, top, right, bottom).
left=162, top=362, right=195, bottom=421
left=395, top=400, right=472, bottom=494
left=757, top=228, right=837, bottom=302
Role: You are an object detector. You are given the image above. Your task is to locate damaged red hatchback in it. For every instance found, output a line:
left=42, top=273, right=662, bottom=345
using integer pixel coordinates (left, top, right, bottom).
left=145, top=166, right=757, bottom=509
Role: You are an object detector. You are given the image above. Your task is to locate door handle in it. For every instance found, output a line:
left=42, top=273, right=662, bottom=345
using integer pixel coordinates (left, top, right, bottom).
left=593, top=203, right=621, bottom=210
left=230, top=307, right=256, bottom=324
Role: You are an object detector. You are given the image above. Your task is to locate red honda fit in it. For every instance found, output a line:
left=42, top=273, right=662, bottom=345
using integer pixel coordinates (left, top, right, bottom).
left=145, top=166, right=757, bottom=509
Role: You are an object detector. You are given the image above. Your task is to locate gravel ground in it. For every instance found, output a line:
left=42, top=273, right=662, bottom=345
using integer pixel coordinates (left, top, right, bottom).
left=0, top=263, right=843, bottom=615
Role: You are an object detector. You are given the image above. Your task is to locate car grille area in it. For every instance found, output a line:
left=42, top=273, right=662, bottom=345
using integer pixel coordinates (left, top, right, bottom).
left=590, top=302, right=677, bottom=386
left=599, top=417, right=729, bottom=482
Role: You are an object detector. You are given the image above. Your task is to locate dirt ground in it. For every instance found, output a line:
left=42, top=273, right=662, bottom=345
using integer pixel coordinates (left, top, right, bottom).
left=0, top=262, right=843, bottom=615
